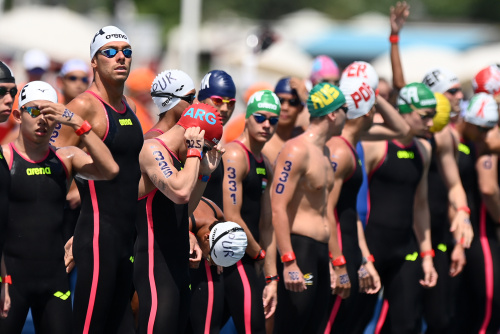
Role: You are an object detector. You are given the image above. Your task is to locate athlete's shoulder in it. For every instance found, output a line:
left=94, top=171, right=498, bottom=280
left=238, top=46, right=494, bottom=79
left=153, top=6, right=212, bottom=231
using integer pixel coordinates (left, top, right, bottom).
left=66, top=91, right=100, bottom=119
left=123, top=95, right=137, bottom=113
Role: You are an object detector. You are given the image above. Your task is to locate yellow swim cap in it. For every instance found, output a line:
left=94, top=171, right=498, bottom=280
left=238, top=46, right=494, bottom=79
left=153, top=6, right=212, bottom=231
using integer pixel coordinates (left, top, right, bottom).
left=430, top=92, right=451, bottom=133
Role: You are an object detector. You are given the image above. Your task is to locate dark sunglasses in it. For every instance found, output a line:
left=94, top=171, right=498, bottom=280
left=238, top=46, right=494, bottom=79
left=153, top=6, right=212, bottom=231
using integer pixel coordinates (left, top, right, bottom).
left=99, top=48, right=132, bottom=58
left=279, top=97, right=302, bottom=106
left=210, top=95, right=236, bottom=108
left=252, top=113, right=279, bottom=125
left=22, top=106, right=42, bottom=118
left=0, top=86, right=18, bottom=98
left=65, top=75, right=89, bottom=84
left=446, top=88, right=462, bottom=95
left=151, top=91, right=196, bottom=104
left=337, top=106, right=349, bottom=113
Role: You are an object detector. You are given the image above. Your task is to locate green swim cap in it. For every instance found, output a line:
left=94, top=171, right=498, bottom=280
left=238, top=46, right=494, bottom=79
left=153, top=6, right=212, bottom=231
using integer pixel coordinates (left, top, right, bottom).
left=246, top=90, right=281, bottom=118
left=307, top=83, right=346, bottom=117
left=397, top=82, right=437, bottom=114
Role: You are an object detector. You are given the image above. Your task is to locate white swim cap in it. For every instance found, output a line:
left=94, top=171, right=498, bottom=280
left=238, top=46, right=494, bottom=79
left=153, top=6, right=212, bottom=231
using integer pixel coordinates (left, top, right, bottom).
left=18, top=81, right=58, bottom=108
left=60, top=59, right=90, bottom=77
left=340, top=61, right=379, bottom=91
left=340, top=78, right=376, bottom=120
left=90, top=26, right=130, bottom=59
left=422, top=68, right=460, bottom=93
left=464, top=93, right=498, bottom=128
left=151, top=69, right=195, bottom=114
left=209, top=221, right=247, bottom=267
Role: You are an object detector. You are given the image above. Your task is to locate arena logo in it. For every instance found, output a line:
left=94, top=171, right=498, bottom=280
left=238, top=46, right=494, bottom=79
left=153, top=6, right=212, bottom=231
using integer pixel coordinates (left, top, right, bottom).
left=26, top=167, right=51, bottom=175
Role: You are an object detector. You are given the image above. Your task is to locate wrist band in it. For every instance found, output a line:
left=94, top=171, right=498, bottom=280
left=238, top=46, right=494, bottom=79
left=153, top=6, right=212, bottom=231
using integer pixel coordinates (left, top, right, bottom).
left=389, top=34, right=399, bottom=44
left=329, top=251, right=333, bottom=259
left=265, top=275, right=280, bottom=284
left=362, top=254, right=375, bottom=265
left=187, top=148, right=202, bottom=160
left=75, top=121, right=92, bottom=136
left=332, top=255, right=346, bottom=266
left=280, top=251, right=296, bottom=263
left=457, top=206, right=471, bottom=215
left=198, top=174, right=211, bottom=182
left=253, top=249, right=266, bottom=261
left=420, top=249, right=435, bottom=258
left=0, top=275, right=12, bottom=284
left=189, top=231, right=195, bottom=236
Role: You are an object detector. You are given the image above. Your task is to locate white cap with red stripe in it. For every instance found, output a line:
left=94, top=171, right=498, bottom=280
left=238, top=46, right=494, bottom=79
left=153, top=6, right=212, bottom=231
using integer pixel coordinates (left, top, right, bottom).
left=464, top=93, right=498, bottom=128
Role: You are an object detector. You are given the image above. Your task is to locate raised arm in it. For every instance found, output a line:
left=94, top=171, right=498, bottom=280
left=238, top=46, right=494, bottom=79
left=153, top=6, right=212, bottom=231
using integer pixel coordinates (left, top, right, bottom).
left=362, top=95, right=410, bottom=140
left=477, top=154, right=500, bottom=223
left=222, top=143, right=262, bottom=259
left=390, top=1, right=410, bottom=90
left=140, top=128, right=204, bottom=204
left=40, top=101, right=119, bottom=180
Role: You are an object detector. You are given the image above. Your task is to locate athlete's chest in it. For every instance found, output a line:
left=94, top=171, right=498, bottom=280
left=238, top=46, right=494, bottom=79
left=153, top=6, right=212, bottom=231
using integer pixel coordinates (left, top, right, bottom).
left=304, top=154, right=334, bottom=193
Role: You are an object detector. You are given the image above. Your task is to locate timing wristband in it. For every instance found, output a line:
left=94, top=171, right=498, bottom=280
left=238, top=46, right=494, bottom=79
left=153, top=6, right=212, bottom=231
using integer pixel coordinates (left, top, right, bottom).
left=0, top=275, right=12, bottom=284
left=186, top=148, right=202, bottom=160
left=280, top=251, right=296, bottom=263
left=457, top=206, right=471, bottom=215
left=265, top=275, right=280, bottom=284
left=329, top=251, right=333, bottom=259
left=75, top=121, right=92, bottom=136
left=420, top=249, right=435, bottom=258
left=253, top=249, right=266, bottom=261
left=332, top=255, right=347, bottom=266
left=389, top=34, right=399, bottom=44
left=362, top=254, right=375, bottom=265
left=198, top=174, right=211, bottom=182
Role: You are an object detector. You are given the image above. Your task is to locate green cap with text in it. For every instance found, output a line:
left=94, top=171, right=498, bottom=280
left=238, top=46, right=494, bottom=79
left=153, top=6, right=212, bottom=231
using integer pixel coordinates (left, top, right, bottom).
left=246, top=90, right=281, bottom=118
left=397, top=82, right=437, bottom=114
left=307, top=83, right=346, bottom=117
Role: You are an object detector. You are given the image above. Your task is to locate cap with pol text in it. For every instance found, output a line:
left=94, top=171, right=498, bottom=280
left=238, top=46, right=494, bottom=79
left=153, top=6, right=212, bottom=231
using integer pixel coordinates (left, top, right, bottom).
left=397, top=83, right=437, bottom=114
left=246, top=90, right=281, bottom=118
left=90, top=26, right=130, bottom=60
left=307, top=83, right=346, bottom=118
left=341, top=61, right=379, bottom=91
left=177, top=103, right=223, bottom=146
left=340, top=78, right=375, bottom=120
left=18, top=81, right=58, bottom=108
left=210, top=221, right=248, bottom=267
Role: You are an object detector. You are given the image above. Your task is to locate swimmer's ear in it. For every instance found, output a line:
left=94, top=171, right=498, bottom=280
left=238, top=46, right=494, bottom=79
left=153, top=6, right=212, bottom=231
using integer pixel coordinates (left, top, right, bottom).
left=12, top=108, right=21, bottom=123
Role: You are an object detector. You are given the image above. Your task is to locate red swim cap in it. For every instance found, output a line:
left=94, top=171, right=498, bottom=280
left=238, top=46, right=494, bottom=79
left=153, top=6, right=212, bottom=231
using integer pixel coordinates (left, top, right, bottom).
left=177, top=103, right=223, bottom=146
left=472, top=65, right=500, bottom=96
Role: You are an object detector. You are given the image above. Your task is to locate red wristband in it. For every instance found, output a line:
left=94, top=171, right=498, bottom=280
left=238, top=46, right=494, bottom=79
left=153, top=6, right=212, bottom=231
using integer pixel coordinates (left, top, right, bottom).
left=420, top=249, right=435, bottom=258
left=189, top=231, right=195, bottom=236
left=457, top=206, right=471, bottom=215
left=389, top=34, right=399, bottom=44
left=329, top=251, right=333, bottom=259
left=332, top=255, right=346, bottom=266
left=366, top=254, right=375, bottom=263
left=186, top=148, right=202, bottom=160
left=265, top=275, right=280, bottom=284
left=253, top=249, right=266, bottom=260
left=280, top=251, right=296, bottom=263
left=1, top=275, right=12, bottom=284
left=75, top=121, right=92, bottom=136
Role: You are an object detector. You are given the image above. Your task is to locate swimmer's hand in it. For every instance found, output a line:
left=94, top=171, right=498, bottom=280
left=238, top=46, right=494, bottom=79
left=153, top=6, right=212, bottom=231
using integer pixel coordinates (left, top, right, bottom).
left=64, top=236, right=75, bottom=273
left=189, top=232, right=202, bottom=269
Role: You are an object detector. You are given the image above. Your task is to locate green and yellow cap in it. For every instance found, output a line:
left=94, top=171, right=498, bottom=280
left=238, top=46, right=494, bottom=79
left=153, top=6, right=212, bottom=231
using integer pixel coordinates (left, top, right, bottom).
left=307, top=83, right=346, bottom=117
left=397, top=82, right=437, bottom=114
left=246, top=90, right=281, bottom=118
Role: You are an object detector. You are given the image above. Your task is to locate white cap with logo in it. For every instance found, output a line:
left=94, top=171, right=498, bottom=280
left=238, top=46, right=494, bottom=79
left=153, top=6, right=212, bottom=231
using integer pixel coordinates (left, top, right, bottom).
left=464, top=93, right=498, bottom=128
left=90, top=26, right=130, bottom=59
left=151, top=69, right=195, bottom=114
left=209, top=221, right=248, bottom=267
left=18, top=81, right=58, bottom=108
left=340, top=78, right=376, bottom=120
left=422, top=67, right=460, bottom=93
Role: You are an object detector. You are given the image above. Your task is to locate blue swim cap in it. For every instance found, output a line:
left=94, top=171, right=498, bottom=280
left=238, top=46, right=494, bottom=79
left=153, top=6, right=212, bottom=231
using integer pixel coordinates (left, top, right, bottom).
left=198, top=70, right=236, bottom=101
left=274, top=77, right=297, bottom=97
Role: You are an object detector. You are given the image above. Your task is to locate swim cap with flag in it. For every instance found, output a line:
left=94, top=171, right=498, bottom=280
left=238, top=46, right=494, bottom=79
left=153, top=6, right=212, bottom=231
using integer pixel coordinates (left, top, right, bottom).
left=198, top=70, right=236, bottom=101
left=177, top=103, right=223, bottom=146
left=397, top=83, right=437, bottom=114
left=341, top=61, right=379, bottom=91
left=209, top=221, right=247, bottom=267
left=464, top=93, right=498, bottom=128
left=430, top=93, right=451, bottom=133
left=472, top=65, right=500, bottom=96
left=18, top=81, right=58, bottom=108
left=340, top=78, right=375, bottom=120
left=151, top=69, right=195, bottom=115
left=90, top=26, right=130, bottom=59
left=245, top=90, right=281, bottom=118
left=307, top=83, right=346, bottom=117
left=0, top=61, right=15, bottom=84
left=422, top=68, right=460, bottom=93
